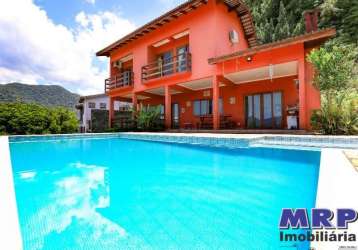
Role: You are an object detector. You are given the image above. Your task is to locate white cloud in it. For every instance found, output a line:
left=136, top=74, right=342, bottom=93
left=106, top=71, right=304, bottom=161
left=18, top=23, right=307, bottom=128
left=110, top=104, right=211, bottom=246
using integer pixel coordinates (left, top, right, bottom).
left=0, top=0, right=136, bottom=95
left=84, top=0, right=96, bottom=4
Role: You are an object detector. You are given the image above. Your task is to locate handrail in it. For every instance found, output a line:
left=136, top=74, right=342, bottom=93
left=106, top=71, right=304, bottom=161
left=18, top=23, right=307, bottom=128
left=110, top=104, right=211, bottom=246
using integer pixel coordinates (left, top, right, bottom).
left=105, top=71, right=134, bottom=92
left=142, top=53, right=191, bottom=81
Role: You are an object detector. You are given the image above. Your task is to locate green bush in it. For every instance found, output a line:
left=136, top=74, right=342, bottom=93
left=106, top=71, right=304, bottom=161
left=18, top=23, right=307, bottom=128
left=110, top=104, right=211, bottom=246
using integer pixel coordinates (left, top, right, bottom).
left=307, top=40, right=358, bottom=135
left=135, top=106, right=164, bottom=132
left=0, top=102, right=78, bottom=135
left=311, top=92, right=358, bottom=135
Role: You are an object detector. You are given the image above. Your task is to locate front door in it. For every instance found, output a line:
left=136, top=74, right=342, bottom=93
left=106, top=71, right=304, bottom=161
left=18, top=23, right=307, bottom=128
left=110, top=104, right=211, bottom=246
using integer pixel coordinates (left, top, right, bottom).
left=172, top=103, right=180, bottom=129
left=245, top=92, right=282, bottom=129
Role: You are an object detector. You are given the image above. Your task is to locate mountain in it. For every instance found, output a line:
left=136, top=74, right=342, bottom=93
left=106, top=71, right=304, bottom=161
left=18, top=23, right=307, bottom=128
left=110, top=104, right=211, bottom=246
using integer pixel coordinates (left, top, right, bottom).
left=0, top=83, right=80, bottom=109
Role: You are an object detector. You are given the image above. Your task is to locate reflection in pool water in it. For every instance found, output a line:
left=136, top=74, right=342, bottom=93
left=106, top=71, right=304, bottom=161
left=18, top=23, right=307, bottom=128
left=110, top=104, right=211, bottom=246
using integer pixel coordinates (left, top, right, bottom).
left=14, top=162, right=149, bottom=250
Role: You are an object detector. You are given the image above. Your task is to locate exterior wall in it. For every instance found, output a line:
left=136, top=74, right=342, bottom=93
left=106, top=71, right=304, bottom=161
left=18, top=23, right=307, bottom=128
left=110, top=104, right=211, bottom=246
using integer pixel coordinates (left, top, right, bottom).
left=141, top=75, right=298, bottom=129
left=216, top=43, right=321, bottom=130
left=218, top=43, right=304, bottom=75
left=82, top=96, right=122, bottom=131
left=303, top=47, right=321, bottom=129
left=220, top=76, right=298, bottom=129
left=108, top=0, right=249, bottom=95
left=103, top=0, right=323, bottom=130
left=213, top=3, right=248, bottom=56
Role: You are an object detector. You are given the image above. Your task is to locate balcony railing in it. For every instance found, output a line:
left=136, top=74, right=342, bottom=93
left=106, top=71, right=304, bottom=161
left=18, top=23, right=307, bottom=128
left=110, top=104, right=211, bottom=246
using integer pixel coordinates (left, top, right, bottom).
left=105, top=71, right=134, bottom=92
left=142, top=53, right=192, bottom=82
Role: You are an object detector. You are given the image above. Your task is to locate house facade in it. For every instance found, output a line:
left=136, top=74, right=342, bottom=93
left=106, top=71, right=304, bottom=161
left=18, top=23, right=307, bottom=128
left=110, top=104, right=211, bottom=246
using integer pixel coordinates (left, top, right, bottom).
left=97, top=0, right=335, bottom=131
left=76, top=94, right=130, bottom=132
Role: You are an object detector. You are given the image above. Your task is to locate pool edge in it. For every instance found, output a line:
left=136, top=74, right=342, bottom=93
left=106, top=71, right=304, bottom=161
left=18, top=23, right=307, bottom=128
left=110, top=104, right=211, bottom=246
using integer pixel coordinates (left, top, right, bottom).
left=0, top=136, right=23, bottom=250
left=312, top=149, right=358, bottom=250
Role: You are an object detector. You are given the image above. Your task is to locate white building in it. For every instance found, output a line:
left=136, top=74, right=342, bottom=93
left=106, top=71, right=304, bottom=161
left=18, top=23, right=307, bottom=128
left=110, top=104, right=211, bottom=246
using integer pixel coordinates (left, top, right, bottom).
left=76, top=94, right=130, bottom=132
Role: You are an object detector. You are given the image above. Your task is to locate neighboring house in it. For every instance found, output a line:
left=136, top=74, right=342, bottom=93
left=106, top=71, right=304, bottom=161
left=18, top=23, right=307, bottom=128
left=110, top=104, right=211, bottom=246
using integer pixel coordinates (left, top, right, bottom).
left=76, top=94, right=130, bottom=132
left=96, top=0, right=335, bottom=130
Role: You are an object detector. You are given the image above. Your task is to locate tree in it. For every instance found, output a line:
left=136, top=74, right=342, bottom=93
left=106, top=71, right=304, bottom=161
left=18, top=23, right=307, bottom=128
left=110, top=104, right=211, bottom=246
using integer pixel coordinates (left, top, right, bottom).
left=320, top=0, right=358, bottom=46
left=245, top=0, right=316, bottom=44
left=0, top=103, right=79, bottom=135
left=307, top=40, right=357, bottom=92
left=307, top=40, right=358, bottom=134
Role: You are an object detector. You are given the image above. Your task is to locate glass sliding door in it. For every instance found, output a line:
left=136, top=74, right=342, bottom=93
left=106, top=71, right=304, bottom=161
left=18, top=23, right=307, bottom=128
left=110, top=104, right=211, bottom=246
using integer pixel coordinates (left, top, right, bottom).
left=172, top=103, right=180, bottom=129
left=245, top=92, right=283, bottom=129
left=245, top=95, right=261, bottom=129
left=253, top=94, right=261, bottom=128
left=158, top=51, right=173, bottom=76
left=245, top=96, right=254, bottom=128
left=263, top=93, right=273, bottom=128
left=177, top=45, right=189, bottom=72
left=273, top=92, right=283, bottom=128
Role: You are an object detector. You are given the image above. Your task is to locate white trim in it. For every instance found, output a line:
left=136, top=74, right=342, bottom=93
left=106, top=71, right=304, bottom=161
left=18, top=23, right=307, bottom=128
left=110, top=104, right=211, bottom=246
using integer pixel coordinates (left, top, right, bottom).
left=119, top=54, right=133, bottom=63
left=173, top=30, right=189, bottom=40
left=152, top=39, right=171, bottom=48
left=0, top=136, right=22, bottom=250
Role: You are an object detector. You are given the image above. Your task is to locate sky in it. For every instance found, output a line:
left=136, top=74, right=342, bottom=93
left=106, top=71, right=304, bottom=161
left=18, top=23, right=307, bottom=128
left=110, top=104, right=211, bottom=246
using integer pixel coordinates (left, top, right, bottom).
left=0, top=0, right=187, bottom=95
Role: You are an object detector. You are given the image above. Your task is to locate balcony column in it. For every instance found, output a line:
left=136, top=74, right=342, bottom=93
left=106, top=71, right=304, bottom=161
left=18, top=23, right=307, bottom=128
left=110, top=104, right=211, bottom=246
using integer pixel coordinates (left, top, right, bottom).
left=165, top=85, right=172, bottom=129
left=109, top=97, right=114, bottom=128
left=212, top=75, right=220, bottom=130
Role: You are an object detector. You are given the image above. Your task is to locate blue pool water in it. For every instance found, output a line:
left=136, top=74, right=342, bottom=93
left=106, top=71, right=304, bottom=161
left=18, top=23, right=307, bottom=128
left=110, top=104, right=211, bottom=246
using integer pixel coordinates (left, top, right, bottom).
left=9, top=137, right=321, bottom=250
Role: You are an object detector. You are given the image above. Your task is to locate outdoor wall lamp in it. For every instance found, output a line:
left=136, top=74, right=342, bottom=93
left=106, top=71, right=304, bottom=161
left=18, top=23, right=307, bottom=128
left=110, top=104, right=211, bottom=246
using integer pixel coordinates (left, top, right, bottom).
left=246, top=56, right=253, bottom=62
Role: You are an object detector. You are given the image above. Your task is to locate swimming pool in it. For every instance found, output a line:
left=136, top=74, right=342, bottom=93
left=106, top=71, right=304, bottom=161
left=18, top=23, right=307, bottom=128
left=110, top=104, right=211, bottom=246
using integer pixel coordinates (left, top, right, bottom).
left=9, top=136, right=321, bottom=250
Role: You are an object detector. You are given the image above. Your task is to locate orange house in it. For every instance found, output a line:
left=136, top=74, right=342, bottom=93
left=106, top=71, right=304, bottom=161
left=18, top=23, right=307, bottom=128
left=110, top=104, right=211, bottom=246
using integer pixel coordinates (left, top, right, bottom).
left=96, top=0, right=335, bottom=131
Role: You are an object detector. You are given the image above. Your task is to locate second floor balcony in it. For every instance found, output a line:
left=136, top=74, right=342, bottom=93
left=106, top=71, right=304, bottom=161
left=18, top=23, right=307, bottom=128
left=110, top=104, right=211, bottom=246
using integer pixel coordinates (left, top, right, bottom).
left=142, top=53, right=192, bottom=82
left=105, top=71, right=134, bottom=92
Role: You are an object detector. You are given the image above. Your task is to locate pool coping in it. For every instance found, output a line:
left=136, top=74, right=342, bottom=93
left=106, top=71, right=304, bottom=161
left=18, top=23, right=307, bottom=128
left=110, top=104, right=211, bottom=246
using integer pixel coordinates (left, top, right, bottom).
left=0, top=136, right=22, bottom=250
left=7, top=132, right=358, bottom=149
left=312, top=149, right=358, bottom=250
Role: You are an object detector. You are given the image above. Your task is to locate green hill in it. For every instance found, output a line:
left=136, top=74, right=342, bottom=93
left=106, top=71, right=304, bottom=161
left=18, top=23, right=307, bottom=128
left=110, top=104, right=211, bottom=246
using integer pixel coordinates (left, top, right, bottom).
left=0, top=83, right=80, bottom=109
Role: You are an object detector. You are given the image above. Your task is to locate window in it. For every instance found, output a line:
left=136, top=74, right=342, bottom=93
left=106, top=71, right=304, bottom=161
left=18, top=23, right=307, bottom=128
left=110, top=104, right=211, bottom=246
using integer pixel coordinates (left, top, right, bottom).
left=193, top=99, right=223, bottom=116
left=123, top=70, right=132, bottom=86
left=219, top=98, right=223, bottom=114
left=100, top=103, right=106, bottom=109
left=88, top=102, right=96, bottom=109
left=159, top=105, right=165, bottom=120
left=177, top=45, right=189, bottom=72
left=158, top=51, right=173, bottom=76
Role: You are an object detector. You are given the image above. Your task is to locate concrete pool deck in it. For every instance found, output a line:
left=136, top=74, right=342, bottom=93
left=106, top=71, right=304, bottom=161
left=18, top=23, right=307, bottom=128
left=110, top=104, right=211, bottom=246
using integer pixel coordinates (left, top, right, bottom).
left=0, top=136, right=22, bottom=250
left=313, top=148, right=358, bottom=250
left=1, top=133, right=358, bottom=249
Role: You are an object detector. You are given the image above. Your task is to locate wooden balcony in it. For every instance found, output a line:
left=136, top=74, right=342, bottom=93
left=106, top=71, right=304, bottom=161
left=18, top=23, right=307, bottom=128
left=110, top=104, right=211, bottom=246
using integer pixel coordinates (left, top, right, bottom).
left=105, top=71, right=134, bottom=92
left=142, top=53, right=192, bottom=82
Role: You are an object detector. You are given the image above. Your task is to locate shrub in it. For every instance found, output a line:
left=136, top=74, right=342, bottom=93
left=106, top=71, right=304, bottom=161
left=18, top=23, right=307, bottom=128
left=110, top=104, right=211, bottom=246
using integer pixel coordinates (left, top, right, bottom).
left=307, top=41, right=357, bottom=93
left=307, top=40, right=358, bottom=135
left=311, top=92, right=358, bottom=135
left=0, top=102, right=78, bottom=135
left=135, top=106, right=164, bottom=132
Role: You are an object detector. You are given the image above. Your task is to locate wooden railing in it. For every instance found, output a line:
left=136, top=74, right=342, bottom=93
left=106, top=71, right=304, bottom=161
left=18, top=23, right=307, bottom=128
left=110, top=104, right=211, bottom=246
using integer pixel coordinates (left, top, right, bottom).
left=142, top=53, right=192, bottom=82
left=105, top=71, right=134, bottom=92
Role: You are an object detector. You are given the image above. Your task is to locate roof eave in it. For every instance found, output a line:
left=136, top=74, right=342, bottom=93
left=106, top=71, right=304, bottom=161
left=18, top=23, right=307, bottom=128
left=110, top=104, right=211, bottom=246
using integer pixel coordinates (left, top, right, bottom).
left=208, top=28, right=336, bottom=64
left=96, top=0, right=257, bottom=57
left=96, top=0, right=209, bottom=57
